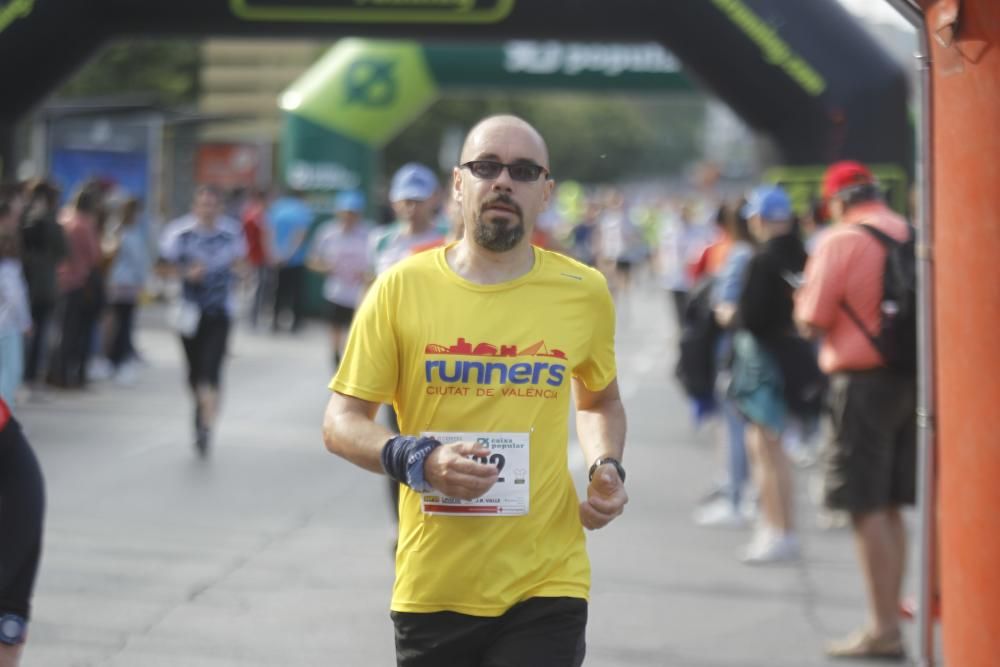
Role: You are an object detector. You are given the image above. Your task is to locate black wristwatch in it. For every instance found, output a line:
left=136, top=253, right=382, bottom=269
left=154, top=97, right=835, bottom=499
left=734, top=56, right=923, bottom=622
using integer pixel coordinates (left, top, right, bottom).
left=0, top=614, right=27, bottom=646
left=589, top=456, right=625, bottom=483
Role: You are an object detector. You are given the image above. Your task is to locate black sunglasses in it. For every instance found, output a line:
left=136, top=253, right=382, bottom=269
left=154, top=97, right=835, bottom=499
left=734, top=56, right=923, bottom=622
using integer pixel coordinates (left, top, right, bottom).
left=460, top=160, right=550, bottom=182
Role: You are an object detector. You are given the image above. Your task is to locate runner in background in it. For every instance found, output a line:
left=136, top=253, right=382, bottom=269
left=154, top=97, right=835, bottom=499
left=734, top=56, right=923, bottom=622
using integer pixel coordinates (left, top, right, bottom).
left=240, top=187, right=272, bottom=330
left=656, top=201, right=711, bottom=329
left=567, top=200, right=601, bottom=267
left=597, top=189, right=642, bottom=300
left=266, top=189, right=312, bottom=334
left=368, top=163, right=445, bottom=278
left=160, top=186, right=247, bottom=457
left=367, top=162, right=445, bottom=541
left=308, top=190, right=372, bottom=370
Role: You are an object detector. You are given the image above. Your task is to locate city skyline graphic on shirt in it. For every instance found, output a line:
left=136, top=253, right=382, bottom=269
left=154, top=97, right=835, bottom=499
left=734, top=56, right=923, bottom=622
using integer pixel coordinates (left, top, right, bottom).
left=425, top=337, right=567, bottom=360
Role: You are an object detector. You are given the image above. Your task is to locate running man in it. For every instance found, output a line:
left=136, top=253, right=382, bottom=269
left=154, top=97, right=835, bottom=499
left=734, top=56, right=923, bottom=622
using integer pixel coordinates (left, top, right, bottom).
left=160, top=186, right=247, bottom=456
left=307, top=190, right=371, bottom=369
left=368, top=162, right=446, bottom=279
left=367, top=162, right=446, bottom=530
left=322, top=114, right=628, bottom=667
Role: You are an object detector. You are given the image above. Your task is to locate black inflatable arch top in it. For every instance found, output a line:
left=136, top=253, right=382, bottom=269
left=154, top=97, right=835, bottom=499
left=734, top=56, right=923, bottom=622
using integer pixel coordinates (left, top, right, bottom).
left=0, top=0, right=910, bottom=174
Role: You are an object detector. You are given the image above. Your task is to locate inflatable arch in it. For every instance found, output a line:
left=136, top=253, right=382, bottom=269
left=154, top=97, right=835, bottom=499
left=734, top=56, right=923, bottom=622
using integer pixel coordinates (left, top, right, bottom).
left=277, top=38, right=694, bottom=199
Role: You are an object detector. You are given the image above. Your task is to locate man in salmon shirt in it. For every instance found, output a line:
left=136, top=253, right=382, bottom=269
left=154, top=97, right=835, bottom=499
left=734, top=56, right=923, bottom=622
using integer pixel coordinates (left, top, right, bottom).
left=795, top=161, right=915, bottom=661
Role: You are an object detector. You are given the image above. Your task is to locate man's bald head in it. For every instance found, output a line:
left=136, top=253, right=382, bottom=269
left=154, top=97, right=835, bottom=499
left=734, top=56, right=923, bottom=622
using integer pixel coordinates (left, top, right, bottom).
left=459, top=115, right=550, bottom=168
left=453, top=114, right=554, bottom=255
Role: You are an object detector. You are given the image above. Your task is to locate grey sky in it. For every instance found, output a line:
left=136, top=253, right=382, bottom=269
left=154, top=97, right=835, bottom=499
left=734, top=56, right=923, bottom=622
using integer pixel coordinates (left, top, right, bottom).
left=837, top=0, right=915, bottom=30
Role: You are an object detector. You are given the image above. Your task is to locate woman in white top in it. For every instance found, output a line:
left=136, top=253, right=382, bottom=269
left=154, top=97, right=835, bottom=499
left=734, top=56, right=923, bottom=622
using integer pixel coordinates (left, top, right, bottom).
left=308, top=190, right=371, bottom=369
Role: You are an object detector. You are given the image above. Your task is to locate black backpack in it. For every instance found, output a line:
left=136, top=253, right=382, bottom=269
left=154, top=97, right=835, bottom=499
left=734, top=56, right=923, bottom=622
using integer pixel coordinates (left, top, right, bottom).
left=674, top=277, right=721, bottom=400
left=841, top=223, right=918, bottom=373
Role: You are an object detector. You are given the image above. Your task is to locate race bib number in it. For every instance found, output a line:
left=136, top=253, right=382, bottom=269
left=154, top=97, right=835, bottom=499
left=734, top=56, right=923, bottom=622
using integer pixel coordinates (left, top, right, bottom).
left=420, top=432, right=529, bottom=516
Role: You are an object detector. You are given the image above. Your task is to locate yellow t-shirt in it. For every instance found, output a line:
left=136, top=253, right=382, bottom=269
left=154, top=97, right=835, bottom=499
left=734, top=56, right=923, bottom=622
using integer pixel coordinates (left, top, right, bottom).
left=330, top=244, right=617, bottom=616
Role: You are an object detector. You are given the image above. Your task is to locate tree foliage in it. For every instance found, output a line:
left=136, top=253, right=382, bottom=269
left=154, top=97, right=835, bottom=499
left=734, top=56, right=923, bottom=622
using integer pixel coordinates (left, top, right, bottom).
left=53, top=38, right=707, bottom=185
left=56, top=39, right=200, bottom=105
left=386, top=93, right=706, bottom=185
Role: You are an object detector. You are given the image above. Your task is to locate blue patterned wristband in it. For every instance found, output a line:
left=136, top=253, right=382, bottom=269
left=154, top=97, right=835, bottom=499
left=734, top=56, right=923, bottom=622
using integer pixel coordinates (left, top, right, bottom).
left=381, top=435, right=441, bottom=493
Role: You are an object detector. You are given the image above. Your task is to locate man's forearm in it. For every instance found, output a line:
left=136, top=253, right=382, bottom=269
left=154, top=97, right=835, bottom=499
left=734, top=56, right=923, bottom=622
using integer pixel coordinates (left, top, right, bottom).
left=575, top=397, right=627, bottom=467
left=322, top=397, right=395, bottom=475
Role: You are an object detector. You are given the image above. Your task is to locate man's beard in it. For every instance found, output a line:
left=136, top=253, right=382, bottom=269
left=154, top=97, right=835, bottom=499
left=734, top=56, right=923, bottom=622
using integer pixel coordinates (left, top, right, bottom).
left=473, top=195, right=525, bottom=252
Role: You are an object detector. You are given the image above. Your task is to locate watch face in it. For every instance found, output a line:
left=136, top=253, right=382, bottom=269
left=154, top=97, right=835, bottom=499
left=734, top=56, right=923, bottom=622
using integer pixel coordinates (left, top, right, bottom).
left=0, top=615, right=26, bottom=644
left=590, top=457, right=625, bottom=483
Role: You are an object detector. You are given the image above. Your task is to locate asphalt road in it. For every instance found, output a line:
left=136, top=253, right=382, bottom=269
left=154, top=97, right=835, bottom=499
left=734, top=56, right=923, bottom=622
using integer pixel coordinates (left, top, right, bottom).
left=16, top=281, right=928, bottom=666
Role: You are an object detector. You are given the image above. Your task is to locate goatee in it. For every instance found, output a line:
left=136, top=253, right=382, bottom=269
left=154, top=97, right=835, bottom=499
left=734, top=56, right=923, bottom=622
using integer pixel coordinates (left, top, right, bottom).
left=474, top=195, right=525, bottom=252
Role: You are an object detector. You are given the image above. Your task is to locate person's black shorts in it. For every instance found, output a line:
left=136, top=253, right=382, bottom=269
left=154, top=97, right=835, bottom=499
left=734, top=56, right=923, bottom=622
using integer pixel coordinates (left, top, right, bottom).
left=822, top=369, right=917, bottom=514
left=0, top=416, right=45, bottom=622
left=325, top=301, right=355, bottom=327
left=181, top=312, right=230, bottom=389
left=392, top=596, right=587, bottom=667
left=615, top=259, right=633, bottom=275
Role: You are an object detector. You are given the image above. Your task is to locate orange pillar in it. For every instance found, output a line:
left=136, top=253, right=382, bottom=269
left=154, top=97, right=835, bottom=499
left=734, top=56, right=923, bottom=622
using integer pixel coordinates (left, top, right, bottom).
left=926, top=1, right=1000, bottom=664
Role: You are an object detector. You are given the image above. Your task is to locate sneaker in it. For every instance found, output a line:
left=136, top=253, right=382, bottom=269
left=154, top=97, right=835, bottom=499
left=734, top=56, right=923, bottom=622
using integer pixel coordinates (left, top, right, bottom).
left=784, top=420, right=820, bottom=468
left=693, top=497, right=748, bottom=528
left=87, top=357, right=113, bottom=382
left=826, top=629, right=905, bottom=660
left=745, top=521, right=776, bottom=552
left=817, top=508, right=851, bottom=530
left=195, top=427, right=211, bottom=458
left=741, top=532, right=801, bottom=564
left=788, top=444, right=819, bottom=468
left=114, top=362, right=139, bottom=386
left=696, top=483, right=728, bottom=506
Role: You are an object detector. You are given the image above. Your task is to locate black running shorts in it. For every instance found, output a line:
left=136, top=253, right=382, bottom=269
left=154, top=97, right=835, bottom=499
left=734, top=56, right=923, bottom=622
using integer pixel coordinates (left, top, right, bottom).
left=392, top=596, right=587, bottom=667
left=0, top=417, right=45, bottom=621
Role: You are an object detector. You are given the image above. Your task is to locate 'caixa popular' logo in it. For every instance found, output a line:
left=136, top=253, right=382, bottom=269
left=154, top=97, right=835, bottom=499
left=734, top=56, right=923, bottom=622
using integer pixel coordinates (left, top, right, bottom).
left=425, top=338, right=567, bottom=388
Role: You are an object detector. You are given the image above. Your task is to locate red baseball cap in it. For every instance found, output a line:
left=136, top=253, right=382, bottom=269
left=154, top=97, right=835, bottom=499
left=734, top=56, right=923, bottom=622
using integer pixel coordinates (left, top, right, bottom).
left=821, top=160, right=874, bottom=201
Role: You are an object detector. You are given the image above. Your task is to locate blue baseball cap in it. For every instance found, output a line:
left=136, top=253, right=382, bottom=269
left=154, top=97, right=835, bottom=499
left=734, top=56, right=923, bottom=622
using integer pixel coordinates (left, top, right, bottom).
left=334, top=189, right=365, bottom=213
left=389, top=162, right=439, bottom=203
left=741, top=185, right=792, bottom=222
